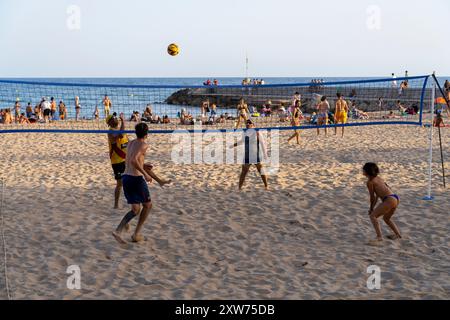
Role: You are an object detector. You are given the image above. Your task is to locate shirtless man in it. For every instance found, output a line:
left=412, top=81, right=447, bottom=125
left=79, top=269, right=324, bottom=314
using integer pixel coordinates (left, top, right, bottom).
left=334, top=93, right=349, bottom=137
left=103, top=95, right=112, bottom=118
left=316, top=96, right=330, bottom=135
left=25, top=103, right=33, bottom=118
left=112, top=123, right=171, bottom=244
left=14, top=101, right=21, bottom=123
left=59, top=101, right=66, bottom=120
left=75, top=96, right=81, bottom=121
left=50, top=97, right=57, bottom=120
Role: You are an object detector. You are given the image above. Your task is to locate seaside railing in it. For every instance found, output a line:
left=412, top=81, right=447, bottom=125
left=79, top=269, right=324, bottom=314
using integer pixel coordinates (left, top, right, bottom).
left=0, top=75, right=433, bottom=134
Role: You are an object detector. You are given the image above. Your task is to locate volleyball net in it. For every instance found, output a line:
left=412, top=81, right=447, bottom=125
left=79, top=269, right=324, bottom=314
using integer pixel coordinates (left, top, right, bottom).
left=0, top=75, right=433, bottom=134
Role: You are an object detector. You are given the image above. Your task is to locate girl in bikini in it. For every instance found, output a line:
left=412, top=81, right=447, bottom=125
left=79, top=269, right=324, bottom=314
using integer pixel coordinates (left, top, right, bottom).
left=235, top=98, right=249, bottom=128
left=287, top=99, right=302, bottom=144
left=363, top=162, right=402, bottom=244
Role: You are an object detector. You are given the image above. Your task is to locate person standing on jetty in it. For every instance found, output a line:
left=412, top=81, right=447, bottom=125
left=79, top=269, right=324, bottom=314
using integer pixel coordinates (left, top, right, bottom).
left=391, top=73, right=397, bottom=87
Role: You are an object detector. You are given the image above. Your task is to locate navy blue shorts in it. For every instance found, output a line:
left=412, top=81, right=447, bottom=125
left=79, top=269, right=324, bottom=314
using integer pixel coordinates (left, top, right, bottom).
left=122, top=175, right=151, bottom=204
left=112, top=162, right=126, bottom=180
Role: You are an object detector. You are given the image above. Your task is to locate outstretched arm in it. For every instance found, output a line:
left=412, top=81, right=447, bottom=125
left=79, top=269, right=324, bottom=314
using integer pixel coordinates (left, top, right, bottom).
left=144, top=163, right=171, bottom=187
left=119, top=113, right=125, bottom=133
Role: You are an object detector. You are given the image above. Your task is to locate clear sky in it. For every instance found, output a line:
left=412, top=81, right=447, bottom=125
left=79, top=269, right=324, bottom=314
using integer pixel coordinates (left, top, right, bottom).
left=0, top=0, right=448, bottom=77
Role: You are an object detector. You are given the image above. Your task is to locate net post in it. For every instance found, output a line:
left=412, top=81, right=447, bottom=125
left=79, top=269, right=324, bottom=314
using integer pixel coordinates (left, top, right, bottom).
left=418, top=75, right=430, bottom=126
left=423, top=81, right=436, bottom=201
left=430, top=73, right=447, bottom=188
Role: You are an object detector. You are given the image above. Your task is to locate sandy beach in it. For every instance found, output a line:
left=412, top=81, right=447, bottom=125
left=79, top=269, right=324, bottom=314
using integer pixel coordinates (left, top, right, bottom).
left=0, top=124, right=448, bottom=300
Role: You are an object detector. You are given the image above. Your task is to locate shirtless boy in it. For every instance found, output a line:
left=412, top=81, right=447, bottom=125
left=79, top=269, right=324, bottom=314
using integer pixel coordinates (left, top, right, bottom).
left=317, top=96, right=330, bottom=135
left=112, top=123, right=171, bottom=244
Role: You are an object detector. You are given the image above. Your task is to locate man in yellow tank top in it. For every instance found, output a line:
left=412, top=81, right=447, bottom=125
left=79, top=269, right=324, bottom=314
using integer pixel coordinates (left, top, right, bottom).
left=334, top=93, right=349, bottom=137
left=107, top=112, right=128, bottom=209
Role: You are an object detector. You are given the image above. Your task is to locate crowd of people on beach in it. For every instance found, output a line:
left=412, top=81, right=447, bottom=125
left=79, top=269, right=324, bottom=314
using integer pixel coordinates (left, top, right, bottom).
left=309, top=79, right=325, bottom=89
left=0, top=92, right=423, bottom=129
left=2, top=73, right=449, bottom=129
left=203, top=78, right=267, bottom=86
left=0, top=94, right=172, bottom=126
left=241, top=78, right=265, bottom=86
left=203, top=79, right=219, bottom=86
left=0, top=97, right=68, bottom=125
left=0, top=95, right=104, bottom=124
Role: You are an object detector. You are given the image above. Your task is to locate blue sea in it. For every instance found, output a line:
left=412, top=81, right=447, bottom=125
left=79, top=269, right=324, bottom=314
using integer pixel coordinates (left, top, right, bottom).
left=5, top=76, right=448, bottom=86
left=0, top=76, right=447, bottom=119
left=4, top=75, right=449, bottom=85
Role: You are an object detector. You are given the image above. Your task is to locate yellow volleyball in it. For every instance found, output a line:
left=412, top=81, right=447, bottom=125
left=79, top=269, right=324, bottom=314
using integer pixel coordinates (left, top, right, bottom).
left=167, top=43, right=180, bottom=56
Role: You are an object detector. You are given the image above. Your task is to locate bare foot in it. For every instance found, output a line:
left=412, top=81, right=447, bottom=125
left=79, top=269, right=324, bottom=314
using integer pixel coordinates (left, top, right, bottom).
left=112, top=231, right=127, bottom=245
left=387, top=234, right=401, bottom=240
left=131, top=234, right=147, bottom=243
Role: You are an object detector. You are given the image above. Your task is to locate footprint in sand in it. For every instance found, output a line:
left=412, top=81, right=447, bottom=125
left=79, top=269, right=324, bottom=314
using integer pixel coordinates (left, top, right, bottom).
left=367, top=239, right=384, bottom=247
